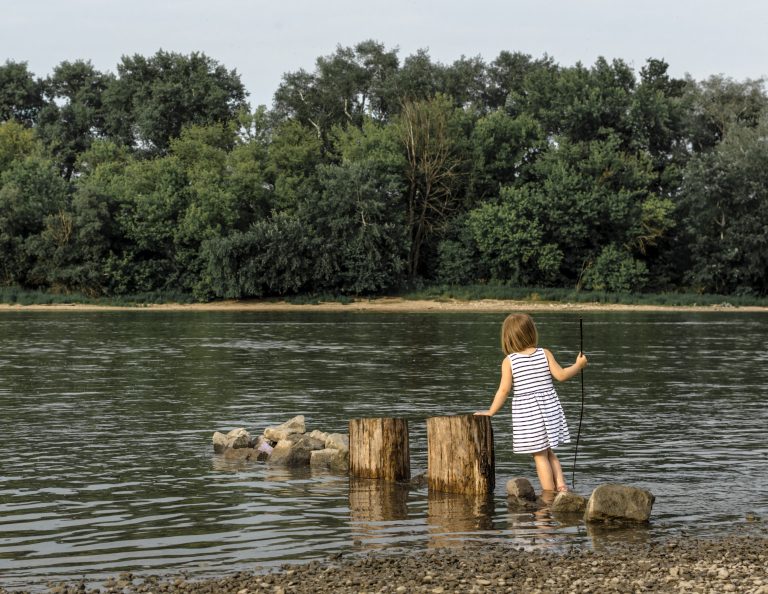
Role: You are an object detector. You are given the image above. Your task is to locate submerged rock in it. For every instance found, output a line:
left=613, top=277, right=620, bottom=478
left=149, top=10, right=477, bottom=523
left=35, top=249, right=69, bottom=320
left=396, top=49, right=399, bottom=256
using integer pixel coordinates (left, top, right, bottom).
left=585, top=483, right=655, bottom=523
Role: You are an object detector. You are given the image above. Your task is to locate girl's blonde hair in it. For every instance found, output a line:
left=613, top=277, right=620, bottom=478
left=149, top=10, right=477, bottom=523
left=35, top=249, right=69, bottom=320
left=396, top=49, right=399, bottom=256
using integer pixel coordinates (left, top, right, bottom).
left=501, top=313, right=538, bottom=355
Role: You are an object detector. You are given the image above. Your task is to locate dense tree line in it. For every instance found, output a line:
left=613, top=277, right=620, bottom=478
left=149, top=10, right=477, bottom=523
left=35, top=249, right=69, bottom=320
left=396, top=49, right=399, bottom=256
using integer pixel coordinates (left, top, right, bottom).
left=1, top=43, right=767, bottom=299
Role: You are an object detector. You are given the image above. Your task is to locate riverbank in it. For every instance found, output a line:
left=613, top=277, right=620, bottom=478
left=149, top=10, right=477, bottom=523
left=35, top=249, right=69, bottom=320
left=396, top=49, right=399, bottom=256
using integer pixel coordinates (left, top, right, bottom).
left=2, top=534, right=766, bottom=594
left=2, top=296, right=767, bottom=313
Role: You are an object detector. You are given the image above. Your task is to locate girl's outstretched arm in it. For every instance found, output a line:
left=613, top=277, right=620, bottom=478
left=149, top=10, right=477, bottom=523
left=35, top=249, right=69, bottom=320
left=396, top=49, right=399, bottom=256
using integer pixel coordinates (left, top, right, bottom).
left=475, top=358, right=512, bottom=416
left=544, top=349, right=588, bottom=382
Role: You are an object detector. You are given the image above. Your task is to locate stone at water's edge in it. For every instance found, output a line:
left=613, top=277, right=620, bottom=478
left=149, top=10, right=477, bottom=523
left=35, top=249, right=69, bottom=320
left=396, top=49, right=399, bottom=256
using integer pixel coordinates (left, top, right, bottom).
left=310, top=448, right=349, bottom=471
left=506, top=477, right=536, bottom=501
left=551, top=491, right=588, bottom=513
left=264, top=415, right=306, bottom=441
left=212, top=428, right=251, bottom=453
left=269, top=434, right=326, bottom=467
left=585, top=483, right=655, bottom=523
left=325, top=433, right=349, bottom=451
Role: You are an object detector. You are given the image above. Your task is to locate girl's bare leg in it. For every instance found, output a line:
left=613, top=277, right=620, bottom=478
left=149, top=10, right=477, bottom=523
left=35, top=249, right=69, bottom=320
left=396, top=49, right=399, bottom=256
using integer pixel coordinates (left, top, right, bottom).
left=547, top=448, right=567, bottom=491
left=532, top=450, right=555, bottom=491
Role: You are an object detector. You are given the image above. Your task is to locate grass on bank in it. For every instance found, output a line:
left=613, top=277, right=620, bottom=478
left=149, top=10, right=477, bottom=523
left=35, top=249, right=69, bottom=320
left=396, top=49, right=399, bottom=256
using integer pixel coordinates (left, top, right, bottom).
left=1, top=284, right=767, bottom=308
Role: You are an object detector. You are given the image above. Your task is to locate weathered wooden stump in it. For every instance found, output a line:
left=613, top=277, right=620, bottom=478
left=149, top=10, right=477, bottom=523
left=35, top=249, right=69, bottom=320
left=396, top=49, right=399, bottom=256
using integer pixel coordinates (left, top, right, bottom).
left=426, top=414, right=494, bottom=495
left=349, top=417, right=410, bottom=482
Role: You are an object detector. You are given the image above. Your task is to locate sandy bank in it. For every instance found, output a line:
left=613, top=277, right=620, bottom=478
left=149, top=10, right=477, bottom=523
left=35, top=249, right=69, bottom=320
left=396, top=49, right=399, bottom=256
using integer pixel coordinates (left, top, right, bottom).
left=1, top=297, right=767, bottom=313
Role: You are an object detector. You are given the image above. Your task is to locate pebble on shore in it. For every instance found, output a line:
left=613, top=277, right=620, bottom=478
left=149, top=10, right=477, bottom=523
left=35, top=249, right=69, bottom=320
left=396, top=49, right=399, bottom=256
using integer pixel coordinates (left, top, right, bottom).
left=3, top=534, right=766, bottom=594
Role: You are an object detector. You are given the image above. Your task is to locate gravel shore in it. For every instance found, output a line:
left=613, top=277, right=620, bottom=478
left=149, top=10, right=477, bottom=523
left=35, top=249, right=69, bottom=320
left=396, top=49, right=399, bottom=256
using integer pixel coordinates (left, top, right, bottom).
left=3, top=534, right=766, bottom=594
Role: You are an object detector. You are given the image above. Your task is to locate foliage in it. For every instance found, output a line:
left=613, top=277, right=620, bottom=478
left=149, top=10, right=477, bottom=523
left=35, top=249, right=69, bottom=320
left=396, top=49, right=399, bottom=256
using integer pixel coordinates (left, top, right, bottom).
left=1, top=46, right=768, bottom=300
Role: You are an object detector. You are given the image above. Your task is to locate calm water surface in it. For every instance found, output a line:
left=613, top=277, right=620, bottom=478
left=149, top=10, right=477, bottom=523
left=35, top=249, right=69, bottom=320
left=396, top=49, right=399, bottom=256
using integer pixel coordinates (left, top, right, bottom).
left=1, top=310, right=766, bottom=588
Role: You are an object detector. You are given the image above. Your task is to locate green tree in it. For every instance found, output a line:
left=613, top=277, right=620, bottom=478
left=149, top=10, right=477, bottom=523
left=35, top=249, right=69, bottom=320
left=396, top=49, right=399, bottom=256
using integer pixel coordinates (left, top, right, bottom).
left=0, top=61, right=44, bottom=125
left=274, top=40, right=400, bottom=137
left=309, top=162, right=407, bottom=293
left=396, top=95, right=468, bottom=280
left=0, top=120, right=41, bottom=173
left=0, top=156, right=69, bottom=286
left=103, top=50, right=247, bottom=154
left=679, top=119, right=768, bottom=295
left=37, top=60, right=112, bottom=179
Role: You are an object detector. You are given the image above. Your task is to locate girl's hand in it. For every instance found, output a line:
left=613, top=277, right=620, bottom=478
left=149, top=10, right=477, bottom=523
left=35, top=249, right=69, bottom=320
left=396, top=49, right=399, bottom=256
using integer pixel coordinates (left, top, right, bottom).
left=474, top=410, right=492, bottom=416
left=576, top=352, right=588, bottom=369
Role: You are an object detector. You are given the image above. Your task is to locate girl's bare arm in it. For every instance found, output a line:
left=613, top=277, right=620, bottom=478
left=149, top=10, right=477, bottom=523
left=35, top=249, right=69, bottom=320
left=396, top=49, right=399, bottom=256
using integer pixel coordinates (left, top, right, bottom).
left=544, top=349, right=588, bottom=382
left=475, top=358, right=512, bottom=416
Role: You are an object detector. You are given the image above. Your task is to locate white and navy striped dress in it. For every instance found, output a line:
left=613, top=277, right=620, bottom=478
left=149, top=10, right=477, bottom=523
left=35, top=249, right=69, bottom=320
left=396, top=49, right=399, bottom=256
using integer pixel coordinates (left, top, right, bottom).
left=509, top=348, right=570, bottom=454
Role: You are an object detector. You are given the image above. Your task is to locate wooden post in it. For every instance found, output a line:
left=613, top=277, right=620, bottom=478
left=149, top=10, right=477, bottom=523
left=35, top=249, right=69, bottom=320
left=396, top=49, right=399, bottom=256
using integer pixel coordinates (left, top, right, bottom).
left=349, top=417, right=410, bottom=482
left=426, top=414, right=494, bottom=495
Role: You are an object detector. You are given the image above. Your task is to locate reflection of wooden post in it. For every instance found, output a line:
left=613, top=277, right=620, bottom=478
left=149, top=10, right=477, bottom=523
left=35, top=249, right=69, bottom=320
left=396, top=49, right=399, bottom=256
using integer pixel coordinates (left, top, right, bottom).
left=427, top=414, right=494, bottom=495
left=349, top=418, right=410, bottom=482
left=349, top=478, right=409, bottom=522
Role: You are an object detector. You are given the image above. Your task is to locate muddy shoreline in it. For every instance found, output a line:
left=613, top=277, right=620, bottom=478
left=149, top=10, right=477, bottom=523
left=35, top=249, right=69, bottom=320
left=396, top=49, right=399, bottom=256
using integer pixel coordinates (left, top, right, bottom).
left=2, top=533, right=766, bottom=593
left=1, top=297, right=766, bottom=314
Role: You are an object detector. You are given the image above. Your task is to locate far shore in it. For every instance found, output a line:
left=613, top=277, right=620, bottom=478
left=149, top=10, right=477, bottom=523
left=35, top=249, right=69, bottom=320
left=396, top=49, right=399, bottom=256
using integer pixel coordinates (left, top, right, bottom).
left=1, top=297, right=767, bottom=313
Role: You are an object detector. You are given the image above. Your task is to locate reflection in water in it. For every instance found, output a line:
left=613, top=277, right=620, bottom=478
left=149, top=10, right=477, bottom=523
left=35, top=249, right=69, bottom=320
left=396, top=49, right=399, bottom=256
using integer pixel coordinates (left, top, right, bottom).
left=427, top=491, right=496, bottom=547
left=349, top=478, right=410, bottom=522
left=348, top=478, right=410, bottom=550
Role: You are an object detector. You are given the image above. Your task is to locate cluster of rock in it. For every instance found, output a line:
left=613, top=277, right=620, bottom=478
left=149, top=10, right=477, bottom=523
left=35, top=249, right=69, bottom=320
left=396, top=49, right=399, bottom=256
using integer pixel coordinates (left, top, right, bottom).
left=506, top=478, right=655, bottom=523
left=212, top=415, right=349, bottom=472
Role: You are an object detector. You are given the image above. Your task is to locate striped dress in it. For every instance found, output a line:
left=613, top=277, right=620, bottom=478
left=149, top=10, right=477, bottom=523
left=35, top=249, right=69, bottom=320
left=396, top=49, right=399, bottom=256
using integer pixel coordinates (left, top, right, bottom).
left=509, top=348, right=570, bottom=454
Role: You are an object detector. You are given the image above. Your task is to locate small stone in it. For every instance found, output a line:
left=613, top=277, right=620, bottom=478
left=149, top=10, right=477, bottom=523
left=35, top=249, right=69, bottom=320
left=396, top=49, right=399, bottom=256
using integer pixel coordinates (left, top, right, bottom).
left=506, top=477, right=536, bottom=500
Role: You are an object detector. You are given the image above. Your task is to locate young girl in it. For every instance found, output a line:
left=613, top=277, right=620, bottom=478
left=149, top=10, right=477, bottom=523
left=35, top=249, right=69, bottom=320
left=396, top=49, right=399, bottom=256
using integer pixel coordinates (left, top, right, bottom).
left=475, top=313, right=587, bottom=493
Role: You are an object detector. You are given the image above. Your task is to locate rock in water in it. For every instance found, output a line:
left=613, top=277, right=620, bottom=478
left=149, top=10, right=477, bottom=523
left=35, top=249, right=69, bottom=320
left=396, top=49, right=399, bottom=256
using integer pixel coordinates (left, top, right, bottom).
left=269, top=434, right=325, bottom=467
left=212, top=428, right=251, bottom=453
left=551, top=491, right=588, bottom=513
left=585, top=483, right=655, bottom=523
left=506, top=477, right=536, bottom=501
left=264, top=415, right=306, bottom=441
left=310, top=448, right=349, bottom=472
left=325, top=433, right=349, bottom=451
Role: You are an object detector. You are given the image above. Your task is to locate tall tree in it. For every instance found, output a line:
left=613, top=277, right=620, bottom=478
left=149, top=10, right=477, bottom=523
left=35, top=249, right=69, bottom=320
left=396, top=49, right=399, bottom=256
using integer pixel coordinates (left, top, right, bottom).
left=103, top=50, right=247, bottom=154
left=396, top=95, right=467, bottom=280
left=0, top=61, right=44, bottom=126
left=37, top=60, right=112, bottom=179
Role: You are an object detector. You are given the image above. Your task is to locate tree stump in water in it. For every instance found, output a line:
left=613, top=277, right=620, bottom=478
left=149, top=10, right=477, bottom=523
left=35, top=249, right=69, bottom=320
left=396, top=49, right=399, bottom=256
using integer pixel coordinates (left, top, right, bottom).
left=426, top=414, right=494, bottom=495
left=348, top=417, right=410, bottom=482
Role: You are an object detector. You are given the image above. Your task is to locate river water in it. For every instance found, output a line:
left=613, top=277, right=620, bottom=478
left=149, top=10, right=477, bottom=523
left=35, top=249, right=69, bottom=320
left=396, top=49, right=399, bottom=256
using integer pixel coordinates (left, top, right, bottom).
left=0, top=310, right=766, bottom=588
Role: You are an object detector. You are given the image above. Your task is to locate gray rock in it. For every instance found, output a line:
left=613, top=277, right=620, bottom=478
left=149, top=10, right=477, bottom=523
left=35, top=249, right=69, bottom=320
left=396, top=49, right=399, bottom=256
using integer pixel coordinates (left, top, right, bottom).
left=308, top=429, right=329, bottom=442
left=506, top=477, right=536, bottom=501
left=585, top=483, right=655, bottom=523
left=325, top=433, right=349, bottom=451
left=264, top=415, right=306, bottom=441
left=269, top=434, right=326, bottom=467
left=212, top=431, right=228, bottom=454
left=551, top=491, right=588, bottom=513
left=212, top=428, right=251, bottom=453
left=310, top=447, right=349, bottom=472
